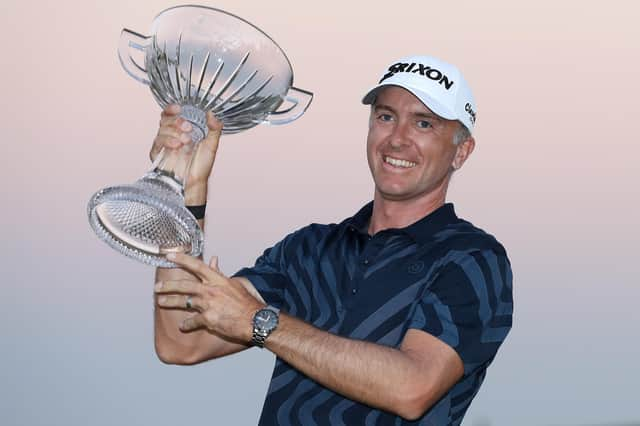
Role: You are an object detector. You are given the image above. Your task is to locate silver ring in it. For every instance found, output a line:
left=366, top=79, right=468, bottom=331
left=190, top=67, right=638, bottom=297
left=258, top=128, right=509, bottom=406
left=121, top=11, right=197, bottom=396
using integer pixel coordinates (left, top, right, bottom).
left=186, top=296, right=193, bottom=310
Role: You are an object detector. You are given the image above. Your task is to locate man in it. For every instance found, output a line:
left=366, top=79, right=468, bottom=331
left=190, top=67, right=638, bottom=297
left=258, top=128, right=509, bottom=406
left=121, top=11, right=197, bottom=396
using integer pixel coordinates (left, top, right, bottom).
left=152, top=55, right=513, bottom=425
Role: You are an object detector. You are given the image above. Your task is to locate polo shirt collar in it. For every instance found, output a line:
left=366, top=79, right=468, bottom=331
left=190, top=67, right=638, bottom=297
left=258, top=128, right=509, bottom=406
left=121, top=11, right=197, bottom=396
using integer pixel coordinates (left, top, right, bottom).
left=344, top=201, right=459, bottom=243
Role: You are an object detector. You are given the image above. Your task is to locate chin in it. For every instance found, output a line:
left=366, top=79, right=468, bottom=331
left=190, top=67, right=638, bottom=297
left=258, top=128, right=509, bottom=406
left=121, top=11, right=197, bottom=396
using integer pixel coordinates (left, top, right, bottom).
left=376, top=186, right=415, bottom=201
left=375, top=177, right=414, bottom=196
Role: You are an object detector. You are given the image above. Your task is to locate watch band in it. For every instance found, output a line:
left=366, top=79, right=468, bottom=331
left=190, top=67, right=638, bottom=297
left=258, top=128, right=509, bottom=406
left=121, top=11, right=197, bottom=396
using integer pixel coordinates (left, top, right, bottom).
left=251, top=330, right=268, bottom=348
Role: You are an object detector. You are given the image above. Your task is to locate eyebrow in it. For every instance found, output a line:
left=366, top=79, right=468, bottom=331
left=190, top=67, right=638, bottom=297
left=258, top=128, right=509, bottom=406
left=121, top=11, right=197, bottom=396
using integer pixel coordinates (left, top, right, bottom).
left=374, top=104, right=443, bottom=122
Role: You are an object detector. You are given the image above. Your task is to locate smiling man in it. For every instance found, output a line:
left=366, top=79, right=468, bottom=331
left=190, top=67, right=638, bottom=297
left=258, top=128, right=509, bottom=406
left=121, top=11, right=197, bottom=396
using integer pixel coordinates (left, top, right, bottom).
left=152, top=55, right=513, bottom=425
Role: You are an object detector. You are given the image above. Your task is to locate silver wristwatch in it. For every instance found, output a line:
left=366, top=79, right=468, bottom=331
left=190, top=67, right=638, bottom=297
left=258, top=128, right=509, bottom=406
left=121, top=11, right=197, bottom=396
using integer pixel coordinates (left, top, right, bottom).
left=251, top=305, right=280, bottom=348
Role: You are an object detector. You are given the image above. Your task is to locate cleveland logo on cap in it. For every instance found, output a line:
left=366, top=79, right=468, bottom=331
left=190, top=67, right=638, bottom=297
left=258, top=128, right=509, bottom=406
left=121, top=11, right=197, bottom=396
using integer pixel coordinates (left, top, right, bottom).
left=380, top=62, right=455, bottom=90
left=465, top=103, right=476, bottom=124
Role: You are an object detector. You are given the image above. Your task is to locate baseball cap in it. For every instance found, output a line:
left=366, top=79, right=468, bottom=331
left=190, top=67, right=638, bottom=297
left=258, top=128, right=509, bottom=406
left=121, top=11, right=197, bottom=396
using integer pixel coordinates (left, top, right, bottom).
left=362, top=55, right=477, bottom=132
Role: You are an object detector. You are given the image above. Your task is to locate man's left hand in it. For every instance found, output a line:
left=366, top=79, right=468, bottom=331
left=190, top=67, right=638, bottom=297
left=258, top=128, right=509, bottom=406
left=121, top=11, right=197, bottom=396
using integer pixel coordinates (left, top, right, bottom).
left=154, top=253, right=264, bottom=343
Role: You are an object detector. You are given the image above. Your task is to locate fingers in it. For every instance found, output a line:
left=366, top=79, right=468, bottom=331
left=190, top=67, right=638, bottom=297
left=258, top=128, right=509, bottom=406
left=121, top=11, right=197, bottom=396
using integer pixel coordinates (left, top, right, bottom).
left=209, top=255, right=219, bottom=271
left=197, top=111, right=223, bottom=157
left=206, top=111, right=223, bottom=133
left=154, top=279, right=209, bottom=312
left=156, top=125, right=191, bottom=144
left=180, top=314, right=206, bottom=332
left=159, top=113, right=192, bottom=131
left=154, top=279, right=204, bottom=295
left=156, top=294, right=208, bottom=312
left=161, top=103, right=181, bottom=118
left=152, top=107, right=223, bottom=168
left=150, top=104, right=193, bottom=162
left=166, top=253, right=223, bottom=282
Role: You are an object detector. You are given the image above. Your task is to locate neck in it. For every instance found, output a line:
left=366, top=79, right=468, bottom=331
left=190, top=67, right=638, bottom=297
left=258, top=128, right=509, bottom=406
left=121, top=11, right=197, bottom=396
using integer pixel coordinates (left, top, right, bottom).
left=368, top=186, right=449, bottom=235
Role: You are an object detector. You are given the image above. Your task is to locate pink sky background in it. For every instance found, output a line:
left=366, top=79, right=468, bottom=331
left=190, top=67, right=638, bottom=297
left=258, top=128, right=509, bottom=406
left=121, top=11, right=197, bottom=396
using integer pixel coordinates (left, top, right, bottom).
left=2, top=1, right=639, bottom=425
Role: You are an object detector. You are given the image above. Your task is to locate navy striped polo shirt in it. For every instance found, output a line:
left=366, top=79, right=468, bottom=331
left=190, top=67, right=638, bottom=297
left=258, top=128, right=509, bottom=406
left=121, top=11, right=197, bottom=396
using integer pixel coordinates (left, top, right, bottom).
left=235, top=202, right=513, bottom=425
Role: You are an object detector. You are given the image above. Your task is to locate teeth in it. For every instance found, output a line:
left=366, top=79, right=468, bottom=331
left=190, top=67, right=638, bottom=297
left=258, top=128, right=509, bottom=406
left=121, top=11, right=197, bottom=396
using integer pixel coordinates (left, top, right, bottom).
left=384, top=156, right=416, bottom=168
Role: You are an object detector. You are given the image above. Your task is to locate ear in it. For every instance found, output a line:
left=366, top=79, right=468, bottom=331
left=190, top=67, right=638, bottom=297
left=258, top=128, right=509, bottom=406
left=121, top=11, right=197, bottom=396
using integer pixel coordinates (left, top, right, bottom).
left=452, top=136, right=475, bottom=170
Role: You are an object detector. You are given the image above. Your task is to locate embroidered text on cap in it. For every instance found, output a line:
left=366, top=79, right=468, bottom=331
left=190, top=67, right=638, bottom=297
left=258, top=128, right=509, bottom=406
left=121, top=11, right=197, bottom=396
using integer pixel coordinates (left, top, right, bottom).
left=380, top=62, right=455, bottom=90
left=465, top=103, right=476, bottom=124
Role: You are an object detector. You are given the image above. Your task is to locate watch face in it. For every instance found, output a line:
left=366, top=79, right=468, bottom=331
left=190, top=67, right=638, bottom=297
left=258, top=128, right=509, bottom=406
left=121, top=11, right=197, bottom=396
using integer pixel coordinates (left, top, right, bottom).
left=255, top=309, right=278, bottom=331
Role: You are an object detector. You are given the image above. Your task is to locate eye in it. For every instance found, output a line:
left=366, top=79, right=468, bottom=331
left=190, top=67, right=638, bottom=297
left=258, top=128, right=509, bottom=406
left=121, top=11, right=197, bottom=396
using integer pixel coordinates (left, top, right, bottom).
left=417, top=120, right=432, bottom=129
left=377, top=113, right=393, bottom=122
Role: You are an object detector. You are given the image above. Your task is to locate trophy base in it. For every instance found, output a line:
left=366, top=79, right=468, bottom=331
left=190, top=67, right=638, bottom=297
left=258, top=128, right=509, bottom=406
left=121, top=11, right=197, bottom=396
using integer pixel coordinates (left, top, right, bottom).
left=87, top=175, right=203, bottom=267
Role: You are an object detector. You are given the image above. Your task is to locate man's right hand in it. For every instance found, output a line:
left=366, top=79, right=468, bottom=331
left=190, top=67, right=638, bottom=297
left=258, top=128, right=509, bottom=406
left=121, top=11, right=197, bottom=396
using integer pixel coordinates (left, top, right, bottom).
left=150, top=104, right=223, bottom=204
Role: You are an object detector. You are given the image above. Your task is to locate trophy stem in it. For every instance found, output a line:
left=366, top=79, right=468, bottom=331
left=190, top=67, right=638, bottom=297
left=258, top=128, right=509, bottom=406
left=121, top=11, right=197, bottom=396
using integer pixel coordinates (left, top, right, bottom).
left=180, top=105, right=208, bottom=143
left=146, top=145, right=192, bottom=192
left=146, top=104, right=208, bottom=192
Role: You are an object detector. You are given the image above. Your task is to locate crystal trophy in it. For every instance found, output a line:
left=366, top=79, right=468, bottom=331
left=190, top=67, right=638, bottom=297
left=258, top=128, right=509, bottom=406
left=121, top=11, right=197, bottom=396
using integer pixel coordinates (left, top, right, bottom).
left=87, top=5, right=312, bottom=267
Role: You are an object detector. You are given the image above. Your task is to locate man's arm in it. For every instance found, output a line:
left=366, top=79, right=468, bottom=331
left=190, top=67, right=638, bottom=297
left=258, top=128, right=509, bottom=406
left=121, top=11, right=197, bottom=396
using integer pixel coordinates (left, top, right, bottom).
left=154, top=185, right=250, bottom=364
left=152, top=105, right=252, bottom=364
left=265, top=314, right=463, bottom=420
left=156, top=253, right=464, bottom=420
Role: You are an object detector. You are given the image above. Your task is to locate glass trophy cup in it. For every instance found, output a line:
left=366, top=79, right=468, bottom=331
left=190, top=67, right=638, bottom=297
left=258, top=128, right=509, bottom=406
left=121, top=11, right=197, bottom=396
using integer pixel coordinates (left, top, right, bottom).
left=87, top=5, right=312, bottom=267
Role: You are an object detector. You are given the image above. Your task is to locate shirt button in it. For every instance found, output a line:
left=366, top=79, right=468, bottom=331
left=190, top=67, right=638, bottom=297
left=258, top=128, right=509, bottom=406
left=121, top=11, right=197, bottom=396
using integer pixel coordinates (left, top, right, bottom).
left=351, top=288, right=357, bottom=294
left=363, top=259, right=369, bottom=265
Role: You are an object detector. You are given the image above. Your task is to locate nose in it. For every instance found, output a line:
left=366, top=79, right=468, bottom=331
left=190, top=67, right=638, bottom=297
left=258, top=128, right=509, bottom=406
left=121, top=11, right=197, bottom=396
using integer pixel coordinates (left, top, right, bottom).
left=389, top=119, right=410, bottom=149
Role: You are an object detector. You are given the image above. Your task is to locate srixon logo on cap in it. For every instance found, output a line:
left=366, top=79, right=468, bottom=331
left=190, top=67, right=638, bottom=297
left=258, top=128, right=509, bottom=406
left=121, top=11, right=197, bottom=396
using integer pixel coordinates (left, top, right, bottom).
left=380, top=62, right=454, bottom=90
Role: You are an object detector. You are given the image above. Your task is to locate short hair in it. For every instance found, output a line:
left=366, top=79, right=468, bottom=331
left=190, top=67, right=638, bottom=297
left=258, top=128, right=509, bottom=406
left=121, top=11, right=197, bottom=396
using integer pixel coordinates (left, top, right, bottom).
left=453, top=123, right=471, bottom=145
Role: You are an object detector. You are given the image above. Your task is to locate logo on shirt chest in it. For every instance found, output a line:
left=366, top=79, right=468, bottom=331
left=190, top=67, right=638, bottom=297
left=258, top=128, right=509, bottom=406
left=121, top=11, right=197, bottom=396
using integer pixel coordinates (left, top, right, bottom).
left=407, top=261, right=425, bottom=274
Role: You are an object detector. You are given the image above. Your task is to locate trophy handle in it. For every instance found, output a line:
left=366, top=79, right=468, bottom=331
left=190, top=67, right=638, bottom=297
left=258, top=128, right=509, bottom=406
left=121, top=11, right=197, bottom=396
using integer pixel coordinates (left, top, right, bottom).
left=266, top=87, right=313, bottom=125
left=118, top=29, right=151, bottom=85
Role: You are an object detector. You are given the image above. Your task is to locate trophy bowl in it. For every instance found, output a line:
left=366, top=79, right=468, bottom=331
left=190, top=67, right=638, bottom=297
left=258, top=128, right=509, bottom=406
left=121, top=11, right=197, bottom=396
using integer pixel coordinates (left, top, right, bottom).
left=87, top=5, right=312, bottom=267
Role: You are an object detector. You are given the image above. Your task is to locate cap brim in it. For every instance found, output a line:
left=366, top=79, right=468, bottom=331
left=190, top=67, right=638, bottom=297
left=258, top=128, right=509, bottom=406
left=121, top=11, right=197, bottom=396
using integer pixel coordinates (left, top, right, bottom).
left=361, top=83, right=456, bottom=121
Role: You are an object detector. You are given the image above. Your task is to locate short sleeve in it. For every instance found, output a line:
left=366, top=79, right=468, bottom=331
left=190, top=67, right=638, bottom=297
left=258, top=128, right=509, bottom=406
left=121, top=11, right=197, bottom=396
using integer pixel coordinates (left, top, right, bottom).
left=232, top=240, right=291, bottom=310
left=409, top=249, right=513, bottom=375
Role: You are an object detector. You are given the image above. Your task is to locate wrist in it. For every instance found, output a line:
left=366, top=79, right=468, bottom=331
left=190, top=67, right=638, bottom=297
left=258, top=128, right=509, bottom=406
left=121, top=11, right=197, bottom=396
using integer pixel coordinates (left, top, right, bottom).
left=184, top=181, right=208, bottom=205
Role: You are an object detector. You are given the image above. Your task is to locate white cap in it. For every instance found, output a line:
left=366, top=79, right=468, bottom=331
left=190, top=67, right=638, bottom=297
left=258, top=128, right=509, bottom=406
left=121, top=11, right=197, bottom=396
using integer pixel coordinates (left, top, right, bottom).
left=362, top=55, right=477, bottom=132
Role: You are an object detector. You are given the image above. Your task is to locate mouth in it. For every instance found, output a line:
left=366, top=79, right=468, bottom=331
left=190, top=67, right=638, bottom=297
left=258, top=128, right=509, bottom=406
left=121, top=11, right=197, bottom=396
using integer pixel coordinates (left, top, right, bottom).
left=384, top=156, right=417, bottom=169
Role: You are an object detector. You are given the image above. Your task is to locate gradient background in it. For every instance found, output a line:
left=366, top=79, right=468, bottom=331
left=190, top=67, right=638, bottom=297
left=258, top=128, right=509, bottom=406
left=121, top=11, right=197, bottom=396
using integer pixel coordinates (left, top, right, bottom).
left=2, top=1, right=639, bottom=425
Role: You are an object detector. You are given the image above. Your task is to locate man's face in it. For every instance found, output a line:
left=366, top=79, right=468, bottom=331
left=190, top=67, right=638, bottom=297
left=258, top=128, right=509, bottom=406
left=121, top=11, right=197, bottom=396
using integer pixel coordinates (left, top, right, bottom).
left=366, top=86, right=468, bottom=202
